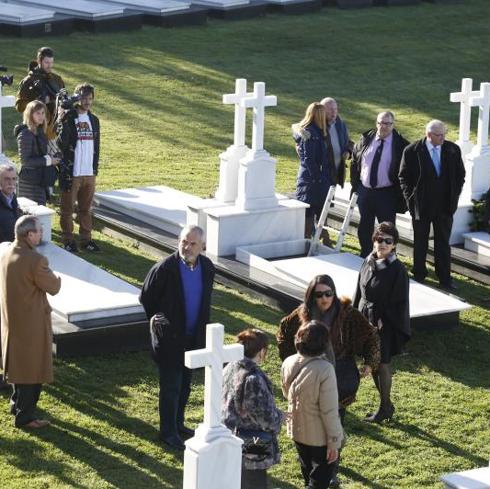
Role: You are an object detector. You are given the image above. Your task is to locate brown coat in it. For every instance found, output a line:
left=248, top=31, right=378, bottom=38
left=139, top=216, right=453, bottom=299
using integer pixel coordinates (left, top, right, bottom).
left=0, top=239, right=61, bottom=384
left=277, top=297, right=380, bottom=370
left=281, top=354, right=343, bottom=449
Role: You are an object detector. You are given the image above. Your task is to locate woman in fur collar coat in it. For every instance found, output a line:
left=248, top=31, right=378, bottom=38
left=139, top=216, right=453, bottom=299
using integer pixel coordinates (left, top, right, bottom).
left=353, top=222, right=410, bottom=424
left=292, top=102, right=333, bottom=243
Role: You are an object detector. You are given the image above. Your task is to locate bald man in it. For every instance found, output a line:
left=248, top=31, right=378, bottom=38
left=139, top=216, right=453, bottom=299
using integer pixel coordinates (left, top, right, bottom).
left=399, top=120, right=465, bottom=291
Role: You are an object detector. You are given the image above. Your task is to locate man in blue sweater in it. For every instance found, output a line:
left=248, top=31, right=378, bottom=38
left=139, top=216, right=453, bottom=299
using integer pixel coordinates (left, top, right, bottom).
left=140, top=225, right=215, bottom=451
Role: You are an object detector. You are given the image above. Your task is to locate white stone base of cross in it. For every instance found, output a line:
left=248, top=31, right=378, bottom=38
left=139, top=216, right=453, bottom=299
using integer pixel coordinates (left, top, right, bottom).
left=183, top=323, right=244, bottom=489
left=215, top=144, right=249, bottom=204
left=235, top=148, right=279, bottom=211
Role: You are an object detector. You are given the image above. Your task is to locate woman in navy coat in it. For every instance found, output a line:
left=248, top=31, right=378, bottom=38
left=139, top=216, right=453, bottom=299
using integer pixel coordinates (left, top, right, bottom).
left=292, top=102, right=332, bottom=244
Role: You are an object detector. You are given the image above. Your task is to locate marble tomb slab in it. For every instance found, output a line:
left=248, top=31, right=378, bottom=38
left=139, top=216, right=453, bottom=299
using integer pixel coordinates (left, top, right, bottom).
left=236, top=245, right=470, bottom=319
left=0, top=3, right=57, bottom=22
left=94, top=185, right=204, bottom=235
left=441, top=466, right=490, bottom=489
left=332, top=183, right=471, bottom=245
left=100, top=0, right=192, bottom=13
left=8, top=0, right=127, bottom=18
left=38, top=243, right=145, bottom=325
left=463, top=232, right=490, bottom=258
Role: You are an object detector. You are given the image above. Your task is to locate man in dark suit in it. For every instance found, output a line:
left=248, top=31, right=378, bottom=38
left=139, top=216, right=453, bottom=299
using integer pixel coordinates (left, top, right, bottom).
left=399, top=120, right=465, bottom=291
left=351, top=111, right=409, bottom=257
left=140, top=225, right=215, bottom=451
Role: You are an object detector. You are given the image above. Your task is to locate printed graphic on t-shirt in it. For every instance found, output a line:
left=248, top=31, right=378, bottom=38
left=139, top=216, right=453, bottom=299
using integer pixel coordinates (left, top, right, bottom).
left=76, top=120, right=94, bottom=141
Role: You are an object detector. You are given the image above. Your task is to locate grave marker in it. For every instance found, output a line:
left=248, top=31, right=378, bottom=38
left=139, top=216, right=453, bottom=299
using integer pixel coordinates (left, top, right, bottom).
left=183, top=323, right=244, bottom=489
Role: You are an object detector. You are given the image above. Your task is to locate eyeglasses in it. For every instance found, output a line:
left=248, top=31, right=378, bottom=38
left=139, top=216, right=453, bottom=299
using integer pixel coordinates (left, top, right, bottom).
left=374, top=237, right=394, bottom=245
left=314, top=290, right=334, bottom=299
left=377, top=121, right=393, bottom=126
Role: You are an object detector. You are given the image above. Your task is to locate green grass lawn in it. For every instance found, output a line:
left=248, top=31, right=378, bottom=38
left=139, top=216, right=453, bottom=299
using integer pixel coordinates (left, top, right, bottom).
left=1, top=1, right=490, bottom=487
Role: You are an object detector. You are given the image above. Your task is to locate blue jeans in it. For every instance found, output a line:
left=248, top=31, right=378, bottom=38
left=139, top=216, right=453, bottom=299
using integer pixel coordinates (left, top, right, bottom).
left=158, top=362, right=193, bottom=439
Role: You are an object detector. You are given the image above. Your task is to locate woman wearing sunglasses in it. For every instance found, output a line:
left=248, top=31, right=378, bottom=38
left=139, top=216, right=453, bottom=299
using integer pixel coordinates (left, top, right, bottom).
left=353, top=221, right=410, bottom=424
left=277, top=274, right=380, bottom=486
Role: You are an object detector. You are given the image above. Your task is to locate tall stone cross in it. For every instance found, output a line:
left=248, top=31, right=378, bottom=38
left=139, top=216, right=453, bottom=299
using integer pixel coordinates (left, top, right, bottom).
left=240, top=82, right=277, bottom=153
left=450, top=78, right=480, bottom=155
left=0, top=84, right=16, bottom=155
left=185, top=323, right=243, bottom=428
left=223, top=78, right=251, bottom=148
left=470, top=82, right=490, bottom=153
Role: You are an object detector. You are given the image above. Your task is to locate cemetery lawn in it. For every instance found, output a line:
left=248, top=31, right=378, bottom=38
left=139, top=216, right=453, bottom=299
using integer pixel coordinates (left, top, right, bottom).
left=0, top=0, right=489, bottom=487
left=0, top=226, right=488, bottom=489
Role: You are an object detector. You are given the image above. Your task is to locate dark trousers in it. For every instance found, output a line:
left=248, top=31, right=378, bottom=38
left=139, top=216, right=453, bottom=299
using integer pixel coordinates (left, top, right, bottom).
left=357, top=184, right=397, bottom=258
left=241, top=467, right=267, bottom=489
left=295, top=441, right=335, bottom=489
left=11, top=384, right=42, bottom=427
left=158, top=362, right=193, bottom=439
left=412, top=215, right=453, bottom=284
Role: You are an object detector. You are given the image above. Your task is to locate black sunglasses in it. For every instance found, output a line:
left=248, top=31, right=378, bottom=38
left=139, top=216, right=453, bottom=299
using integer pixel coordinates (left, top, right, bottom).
left=374, top=237, right=394, bottom=245
left=314, top=290, right=334, bottom=299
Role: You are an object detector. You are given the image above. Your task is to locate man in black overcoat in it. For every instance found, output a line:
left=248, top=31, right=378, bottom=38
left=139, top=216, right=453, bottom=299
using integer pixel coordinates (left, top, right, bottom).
left=399, top=119, right=465, bottom=291
left=139, top=225, right=215, bottom=451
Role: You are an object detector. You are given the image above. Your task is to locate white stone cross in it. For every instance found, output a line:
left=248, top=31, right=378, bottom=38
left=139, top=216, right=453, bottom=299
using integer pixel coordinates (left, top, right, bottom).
left=185, top=323, right=243, bottom=428
left=0, top=84, right=16, bottom=155
left=240, top=82, right=277, bottom=152
left=470, top=82, right=490, bottom=151
left=223, top=78, right=252, bottom=148
left=450, top=78, right=480, bottom=152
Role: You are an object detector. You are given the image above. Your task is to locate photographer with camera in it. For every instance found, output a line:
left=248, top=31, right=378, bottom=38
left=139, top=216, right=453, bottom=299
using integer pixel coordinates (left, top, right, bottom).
left=15, top=47, right=65, bottom=139
left=56, top=83, right=100, bottom=253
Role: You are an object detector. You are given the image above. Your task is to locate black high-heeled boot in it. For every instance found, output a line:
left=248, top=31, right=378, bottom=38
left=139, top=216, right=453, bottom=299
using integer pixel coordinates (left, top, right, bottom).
left=364, top=403, right=395, bottom=423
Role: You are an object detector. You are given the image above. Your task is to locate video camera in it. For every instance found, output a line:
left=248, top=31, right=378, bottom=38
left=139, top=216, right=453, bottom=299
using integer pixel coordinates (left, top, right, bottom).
left=56, top=88, right=81, bottom=111
left=0, top=65, right=14, bottom=87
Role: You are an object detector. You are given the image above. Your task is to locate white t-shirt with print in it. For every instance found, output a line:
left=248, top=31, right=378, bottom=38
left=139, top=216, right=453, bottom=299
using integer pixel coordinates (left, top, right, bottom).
left=73, top=113, right=94, bottom=177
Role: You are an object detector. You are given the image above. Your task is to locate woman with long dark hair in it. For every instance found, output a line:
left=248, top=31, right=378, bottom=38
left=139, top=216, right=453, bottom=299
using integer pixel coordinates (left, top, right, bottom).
left=353, top=222, right=410, bottom=423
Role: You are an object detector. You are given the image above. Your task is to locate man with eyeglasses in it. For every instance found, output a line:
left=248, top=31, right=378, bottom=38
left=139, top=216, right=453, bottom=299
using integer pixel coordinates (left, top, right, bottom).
left=351, top=111, right=409, bottom=257
left=399, top=120, right=465, bottom=291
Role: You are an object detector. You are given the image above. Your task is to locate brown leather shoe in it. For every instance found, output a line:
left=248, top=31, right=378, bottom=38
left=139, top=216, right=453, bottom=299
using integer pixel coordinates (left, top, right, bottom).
left=23, top=419, right=50, bottom=429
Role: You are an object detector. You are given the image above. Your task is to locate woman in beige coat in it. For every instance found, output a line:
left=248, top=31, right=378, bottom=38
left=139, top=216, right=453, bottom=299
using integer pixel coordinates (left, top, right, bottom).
left=281, top=321, right=343, bottom=489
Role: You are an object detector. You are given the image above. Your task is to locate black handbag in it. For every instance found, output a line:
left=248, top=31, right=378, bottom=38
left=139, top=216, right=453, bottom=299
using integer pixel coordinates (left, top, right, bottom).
left=335, top=356, right=360, bottom=405
left=235, top=428, right=273, bottom=459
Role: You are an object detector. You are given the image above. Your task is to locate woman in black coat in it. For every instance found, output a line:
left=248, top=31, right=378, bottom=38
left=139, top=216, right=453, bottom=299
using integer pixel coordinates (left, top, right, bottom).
left=15, top=100, right=60, bottom=205
left=353, top=221, right=410, bottom=423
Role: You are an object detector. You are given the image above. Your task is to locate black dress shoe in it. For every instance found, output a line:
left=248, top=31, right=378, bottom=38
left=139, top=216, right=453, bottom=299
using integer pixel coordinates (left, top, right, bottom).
left=160, top=435, right=185, bottom=451
left=178, top=425, right=195, bottom=437
left=440, top=280, right=458, bottom=292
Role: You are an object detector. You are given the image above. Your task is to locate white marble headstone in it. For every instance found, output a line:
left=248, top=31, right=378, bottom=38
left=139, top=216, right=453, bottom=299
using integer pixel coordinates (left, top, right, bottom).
left=183, top=324, right=244, bottom=489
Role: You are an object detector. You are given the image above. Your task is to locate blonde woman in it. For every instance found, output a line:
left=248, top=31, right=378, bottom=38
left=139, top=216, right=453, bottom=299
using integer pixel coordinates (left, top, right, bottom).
left=292, top=102, right=333, bottom=243
left=15, top=100, right=60, bottom=205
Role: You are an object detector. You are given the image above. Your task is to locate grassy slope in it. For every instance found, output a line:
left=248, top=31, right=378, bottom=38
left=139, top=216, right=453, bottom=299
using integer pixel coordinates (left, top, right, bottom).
left=0, top=1, right=489, bottom=487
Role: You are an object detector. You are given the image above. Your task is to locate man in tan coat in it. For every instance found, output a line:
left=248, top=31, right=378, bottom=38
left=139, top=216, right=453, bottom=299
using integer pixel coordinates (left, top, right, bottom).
left=0, top=215, right=61, bottom=428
